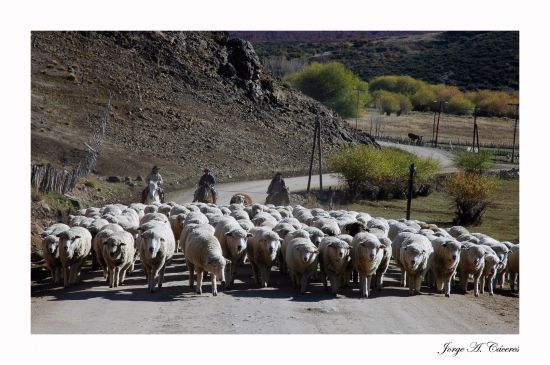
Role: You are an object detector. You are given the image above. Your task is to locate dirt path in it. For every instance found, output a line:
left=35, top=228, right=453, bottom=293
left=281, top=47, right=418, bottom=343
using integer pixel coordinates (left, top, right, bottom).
left=31, top=256, right=518, bottom=334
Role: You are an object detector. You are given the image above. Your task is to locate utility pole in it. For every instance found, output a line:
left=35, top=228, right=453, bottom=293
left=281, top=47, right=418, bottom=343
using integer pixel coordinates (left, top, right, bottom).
left=355, top=87, right=360, bottom=140
left=508, top=103, right=519, bottom=163
left=406, top=163, right=416, bottom=220
left=472, top=106, right=480, bottom=152
left=433, top=100, right=448, bottom=148
left=307, top=112, right=324, bottom=194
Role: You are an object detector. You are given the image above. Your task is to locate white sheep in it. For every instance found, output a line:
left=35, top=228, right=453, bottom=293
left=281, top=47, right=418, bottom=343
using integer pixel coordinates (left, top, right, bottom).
left=246, top=227, right=282, bottom=287
left=391, top=231, right=417, bottom=287
left=507, top=244, right=519, bottom=292
left=350, top=232, right=387, bottom=298
left=93, top=223, right=125, bottom=280
left=214, top=217, right=252, bottom=288
left=448, top=226, right=469, bottom=238
left=313, top=217, right=341, bottom=236
left=251, top=212, right=278, bottom=229
left=272, top=223, right=296, bottom=244
left=458, top=242, right=486, bottom=297
left=230, top=209, right=250, bottom=221
left=398, top=234, right=433, bottom=295
left=303, top=226, right=325, bottom=246
left=138, top=222, right=176, bottom=293
left=285, top=237, right=319, bottom=294
left=318, top=236, right=351, bottom=296
left=237, top=219, right=254, bottom=232
left=102, top=231, right=135, bottom=288
left=478, top=238, right=510, bottom=289
left=41, top=223, right=70, bottom=239
left=278, top=217, right=302, bottom=230
left=57, top=226, right=92, bottom=288
left=479, top=245, right=502, bottom=296
left=184, top=229, right=230, bottom=296
left=373, top=236, right=392, bottom=291
left=280, top=229, right=310, bottom=274
left=179, top=223, right=215, bottom=255
left=41, top=226, right=69, bottom=284
left=426, top=237, right=462, bottom=297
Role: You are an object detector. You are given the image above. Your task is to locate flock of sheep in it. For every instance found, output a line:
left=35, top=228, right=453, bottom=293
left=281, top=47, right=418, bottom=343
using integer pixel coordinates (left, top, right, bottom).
left=38, top=199, right=520, bottom=298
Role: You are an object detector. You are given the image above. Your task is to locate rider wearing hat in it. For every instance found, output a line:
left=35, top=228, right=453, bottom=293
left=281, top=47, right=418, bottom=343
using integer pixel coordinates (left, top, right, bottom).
left=193, top=167, right=217, bottom=203
left=142, top=165, right=164, bottom=203
left=267, top=172, right=286, bottom=196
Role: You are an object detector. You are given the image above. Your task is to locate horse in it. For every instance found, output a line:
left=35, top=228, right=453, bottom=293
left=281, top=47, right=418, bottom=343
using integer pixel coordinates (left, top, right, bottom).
left=229, top=193, right=253, bottom=206
left=144, top=180, right=161, bottom=204
left=408, top=133, right=423, bottom=145
left=265, top=187, right=290, bottom=206
left=196, top=182, right=215, bottom=204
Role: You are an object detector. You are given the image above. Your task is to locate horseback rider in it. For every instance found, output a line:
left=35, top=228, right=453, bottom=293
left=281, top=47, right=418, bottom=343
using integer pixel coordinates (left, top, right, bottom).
left=267, top=172, right=286, bottom=196
left=193, top=167, right=218, bottom=204
left=141, top=165, right=164, bottom=203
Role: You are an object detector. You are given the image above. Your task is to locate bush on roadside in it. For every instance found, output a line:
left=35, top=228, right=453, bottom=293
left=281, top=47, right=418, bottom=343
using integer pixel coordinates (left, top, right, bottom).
left=447, top=94, right=475, bottom=115
left=446, top=172, right=497, bottom=225
left=284, top=61, right=370, bottom=118
left=453, top=150, right=494, bottom=173
left=327, top=145, right=441, bottom=200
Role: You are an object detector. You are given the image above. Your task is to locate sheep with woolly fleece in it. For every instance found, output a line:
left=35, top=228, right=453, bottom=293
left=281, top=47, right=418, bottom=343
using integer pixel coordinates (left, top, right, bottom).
left=185, top=229, right=230, bottom=296
left=93, top=223, right=125, bottom=280
left=366, top=218, right=389, bottom=236
left=303, top=226, right=325, bottom=247
left=278, top=217, right=301, bottom=230
left=41, top=223, right=70, bottom=239
left=276, top=208, right=292, bottom=219
left=426, top=237, right=462, bottom=297
left=479, top=245, right=502, bottom=296
left=507, top=244, right=519, bottom=292
left=251, top=203, right=267, bottom=217
left=41, top=224, right=70, bottom=284
left=478, top=238, right=510, bottom=289
left=214, top=217, right=252, bottom=288
left=267, top=209, right=282, bottom=221
left=373, top=236, right=392, bottom=291
left=157, top=204, right=173, bottom=217
left=313, top=217, right=341, bottom=236
left=206, top=213, right=224, bottom=228
left=318, top=236, right=351, bottom=295
left=85, top=207, right=101, bottom=218
left=237, top=219, right=254, bottom=232
left=169, top=213, right=187, bottom=246
left=87, top=218, right=110, bottom=270
left=398, top=234, right=433, bottom=295
left=458, top=242, right=486, bottom=297
left=219, top=206, right=231, bottom=215
left=144, top=205, right=159, bottom=214
left=388, top=221, right=413, bottom=241
left=138, top=221, right=176, bottom=293
left=391, top=231, right=417, bottom=287
left=182, top=211, right=209, bottom=227
left=179, top=223, right=215, bottom=255
left=272, top=223, right=296, bottom=244
left=68, top=215, right=91, bottom=228
left=140, top=212, right=169, bottom=226
left=251, top=212, right=278, bottom=229
left=449, top=226, right=469, bottom=239
left=231, top=209, right=250, bottom=221
left=280, top=229, right=310, bottom=274
left=341, top=221, right=368, bottom=237
left=337, top=234, right=353, bottom=244
left=104, top=210, right=139, bottom=234
left=246, top=227, right=282, bottom=287
left=128, top=203, right=147, bottom=219
left=285, top=237, right=319, bottom=294
left=456, top=234, right=480, bottom=244
left=350, top=232, right=387, bottom=298
left=356, top=213, right=372, bottom=226
left=229, top=203, right=245, bottom=212
left=102, top=231, right=135, bottom=288
left=101, top=204, right=122, bottom=216
left=57, top=226, right=92, bottom=288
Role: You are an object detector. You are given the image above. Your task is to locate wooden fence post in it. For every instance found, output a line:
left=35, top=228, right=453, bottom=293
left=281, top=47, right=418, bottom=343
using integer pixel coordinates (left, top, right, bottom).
left=406, top=163, right=416, bottom=220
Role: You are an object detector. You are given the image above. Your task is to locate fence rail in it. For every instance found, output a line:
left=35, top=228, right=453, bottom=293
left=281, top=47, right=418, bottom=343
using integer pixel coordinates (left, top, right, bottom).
left=31, top=91, right=111, bottom=194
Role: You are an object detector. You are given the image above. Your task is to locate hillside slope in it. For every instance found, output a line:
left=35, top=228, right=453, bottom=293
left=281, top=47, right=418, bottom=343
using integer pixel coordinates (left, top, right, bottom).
left=243, top=31, right=519, bottom=91
left=31, top=31, right=375, bottom=189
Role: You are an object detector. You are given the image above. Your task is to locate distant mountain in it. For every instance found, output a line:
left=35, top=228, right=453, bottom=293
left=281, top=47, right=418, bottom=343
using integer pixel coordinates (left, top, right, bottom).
left=242, top=31, right=519, bottom=91
left=229, top=31, right=428, bottom=43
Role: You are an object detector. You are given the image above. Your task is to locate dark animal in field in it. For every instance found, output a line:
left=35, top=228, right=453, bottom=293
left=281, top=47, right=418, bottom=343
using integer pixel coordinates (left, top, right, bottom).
left=408, top=133, right=423, bottom=144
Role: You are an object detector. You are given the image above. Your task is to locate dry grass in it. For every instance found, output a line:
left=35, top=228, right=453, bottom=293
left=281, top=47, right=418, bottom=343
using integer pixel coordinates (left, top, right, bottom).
left=348, top=110, right=518, bottom=147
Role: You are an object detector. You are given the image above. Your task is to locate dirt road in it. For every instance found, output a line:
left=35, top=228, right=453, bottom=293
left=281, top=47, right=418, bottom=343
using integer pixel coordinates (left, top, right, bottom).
left=31, top=256, right=518, bottom=334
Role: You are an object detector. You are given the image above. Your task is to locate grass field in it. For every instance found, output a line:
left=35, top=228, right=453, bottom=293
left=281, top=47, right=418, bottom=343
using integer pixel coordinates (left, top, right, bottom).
left=348, top=111, right=519, bottom=149
left=321, top=178, right=519, bottom=243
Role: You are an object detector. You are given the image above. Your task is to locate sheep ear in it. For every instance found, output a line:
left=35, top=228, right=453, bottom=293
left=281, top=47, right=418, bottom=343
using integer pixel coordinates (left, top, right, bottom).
left=120, top=242, right=126, bottom=246
left=74, top=235, right=81, bottom=239
left=225, top=232, right=233, bottom=237
left=247, top=233, right=253, bottom=237
left=225, top=258, right=232, bottom=265
left=328, top=242, right=334, bottom=247
left=365, top=228, right=370, bottom=232
left=379, top=243, right=386, bottom=249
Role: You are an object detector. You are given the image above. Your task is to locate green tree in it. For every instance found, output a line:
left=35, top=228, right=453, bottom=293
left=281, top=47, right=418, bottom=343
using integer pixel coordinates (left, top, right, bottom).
left=284, top=61, right=370, bottom=118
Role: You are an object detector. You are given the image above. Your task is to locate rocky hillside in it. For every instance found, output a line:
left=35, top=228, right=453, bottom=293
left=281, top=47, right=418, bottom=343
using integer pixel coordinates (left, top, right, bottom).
left=31, top=31, right=375, bottom=191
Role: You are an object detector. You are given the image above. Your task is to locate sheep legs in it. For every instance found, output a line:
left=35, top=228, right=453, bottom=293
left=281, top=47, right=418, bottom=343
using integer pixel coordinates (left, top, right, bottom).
left=359, top=273, right=369, bottom=298
left=211, top=273, right=218, bottom=296
left=196, top=269, right=203, bottom=294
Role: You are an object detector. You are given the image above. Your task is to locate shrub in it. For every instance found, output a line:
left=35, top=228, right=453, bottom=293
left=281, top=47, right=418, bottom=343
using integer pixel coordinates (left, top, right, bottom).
left=453, top=150, right=494, bottom=173
left=373, top=90, right=411, bottom=116
left=369, top=75, right=424, bottom=96
left=464, top=89, right=518, bottom=117
left=410, top=86, right=437, bottom=111
left=447, top=94, right=475, bottom=115
left=446, top=172, right=497, bottom=225
left=85, top=178, right=98, bottom=188
left=327, top=145, right=441, bottom=200
left=284, top=61, right=370, bottom=118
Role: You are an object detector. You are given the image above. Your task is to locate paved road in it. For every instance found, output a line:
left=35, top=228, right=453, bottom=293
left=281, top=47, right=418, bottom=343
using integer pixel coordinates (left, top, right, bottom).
left=167, top=174, right=342, bottom=206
